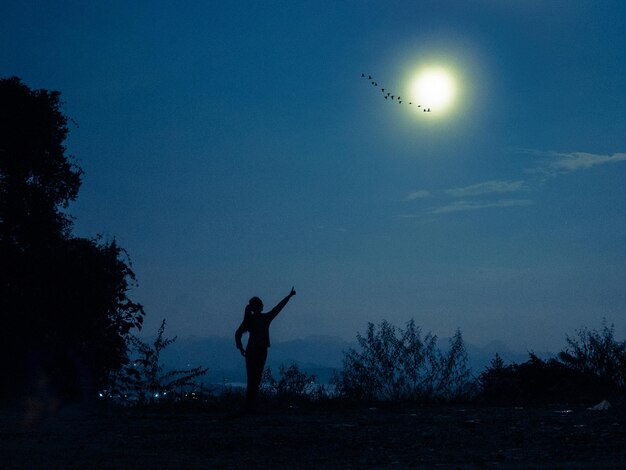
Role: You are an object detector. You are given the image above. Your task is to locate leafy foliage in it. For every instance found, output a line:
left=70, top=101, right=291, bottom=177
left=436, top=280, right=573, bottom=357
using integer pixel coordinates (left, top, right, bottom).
left=479, top=356, right=621, bottom=405
left=0, top=77, right=144, bottom=402
left=332, top=320, right=473, bottom=401
left=558, top=320, right=626, bottom=389
left=437, top=329, right=473, bottom=400
left=478, top=353, right=511, bottom=400
left=477, top=322, right=626, bottom=404
left=261, top=363, right=320, bottom=399
left=107, top=320, right=208, bottom=405
left=0, top=76, right=82, bottom=245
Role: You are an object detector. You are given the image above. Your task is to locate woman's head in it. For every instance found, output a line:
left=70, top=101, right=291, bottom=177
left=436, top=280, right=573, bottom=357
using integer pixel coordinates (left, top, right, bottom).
left=248, top=296, right=263, bottom=314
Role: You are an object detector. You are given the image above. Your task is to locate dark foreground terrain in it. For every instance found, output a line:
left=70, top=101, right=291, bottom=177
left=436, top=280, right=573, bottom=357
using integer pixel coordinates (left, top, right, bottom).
left=2, top=399, right=626, bottom=469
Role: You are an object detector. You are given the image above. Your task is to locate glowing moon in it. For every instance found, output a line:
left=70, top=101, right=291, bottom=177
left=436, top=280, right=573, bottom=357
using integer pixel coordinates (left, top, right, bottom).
left=410, top=68, right=456, bottom=111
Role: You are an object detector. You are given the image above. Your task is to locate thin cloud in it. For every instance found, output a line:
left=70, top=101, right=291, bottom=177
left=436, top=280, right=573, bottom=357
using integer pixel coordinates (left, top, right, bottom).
left=549, top=151, right=626, bottom=172
left=405, top=189, right=431, bottom=201
left=524, top=150, right=626, bottom=175
left=444, top=180, right=527, bottom=198
left=403, top=149, right=626, bottom=218
left=431, top=199, right=533, bottom=214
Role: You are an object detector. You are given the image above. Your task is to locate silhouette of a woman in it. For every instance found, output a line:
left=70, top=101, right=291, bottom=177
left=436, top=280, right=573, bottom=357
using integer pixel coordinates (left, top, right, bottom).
left=235, top=286, right=296, bottom=411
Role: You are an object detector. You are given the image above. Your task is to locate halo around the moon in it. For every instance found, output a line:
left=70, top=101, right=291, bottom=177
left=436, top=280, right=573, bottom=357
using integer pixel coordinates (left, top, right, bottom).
left=410, top=68, right=456, bottom=112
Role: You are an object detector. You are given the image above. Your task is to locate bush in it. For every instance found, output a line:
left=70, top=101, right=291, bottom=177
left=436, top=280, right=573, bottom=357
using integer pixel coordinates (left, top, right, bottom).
left=261, top=363, right=321, bottom=399
left=478, top=351, right=620, bottom=404
left=558, top=320, right=626, bottom=389
left=332, top=320, right=474, bottom=402
left=105, top=319, right=208, bottom=405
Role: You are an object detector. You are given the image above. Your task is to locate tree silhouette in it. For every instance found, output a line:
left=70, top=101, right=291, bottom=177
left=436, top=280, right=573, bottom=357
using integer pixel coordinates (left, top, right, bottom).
left=0, top=77, right=145, bottom=403
left=0, top=76, right=81, bottom=246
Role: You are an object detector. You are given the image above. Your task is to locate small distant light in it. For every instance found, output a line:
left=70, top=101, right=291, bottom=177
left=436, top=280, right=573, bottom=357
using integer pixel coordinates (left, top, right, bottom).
left=98, top=392, right=104, bottom=398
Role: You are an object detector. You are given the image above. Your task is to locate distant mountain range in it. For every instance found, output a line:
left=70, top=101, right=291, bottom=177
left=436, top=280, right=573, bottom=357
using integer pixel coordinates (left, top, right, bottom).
left=160, top=335, right=352, bottom=384
left=158, top=335, right=551, bottom=386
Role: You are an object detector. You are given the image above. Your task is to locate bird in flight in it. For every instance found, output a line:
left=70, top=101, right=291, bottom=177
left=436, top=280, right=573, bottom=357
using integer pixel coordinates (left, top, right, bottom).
left=361, top=73, right=431, bottom=112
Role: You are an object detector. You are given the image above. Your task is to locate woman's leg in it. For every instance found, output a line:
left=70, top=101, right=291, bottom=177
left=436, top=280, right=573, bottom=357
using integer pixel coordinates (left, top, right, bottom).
left=245, top=347, right=268, bottom=411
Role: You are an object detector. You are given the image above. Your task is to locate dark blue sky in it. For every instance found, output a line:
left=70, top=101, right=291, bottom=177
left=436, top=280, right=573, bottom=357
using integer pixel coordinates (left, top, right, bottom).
left=2, top=1, right=626, bottom=350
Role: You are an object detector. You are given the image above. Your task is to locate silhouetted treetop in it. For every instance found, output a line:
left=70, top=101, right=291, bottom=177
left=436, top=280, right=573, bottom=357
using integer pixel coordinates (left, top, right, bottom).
left=0, top=76, right=83, bottom=246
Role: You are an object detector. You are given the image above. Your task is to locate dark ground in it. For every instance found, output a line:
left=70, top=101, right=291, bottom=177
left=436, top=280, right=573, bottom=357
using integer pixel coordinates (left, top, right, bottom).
left=2, top=399, right=626, bottom=469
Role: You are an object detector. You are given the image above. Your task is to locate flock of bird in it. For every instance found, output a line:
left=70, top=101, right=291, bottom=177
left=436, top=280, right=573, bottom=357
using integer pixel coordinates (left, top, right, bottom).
left=361, top=73, right=431, bottom=112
